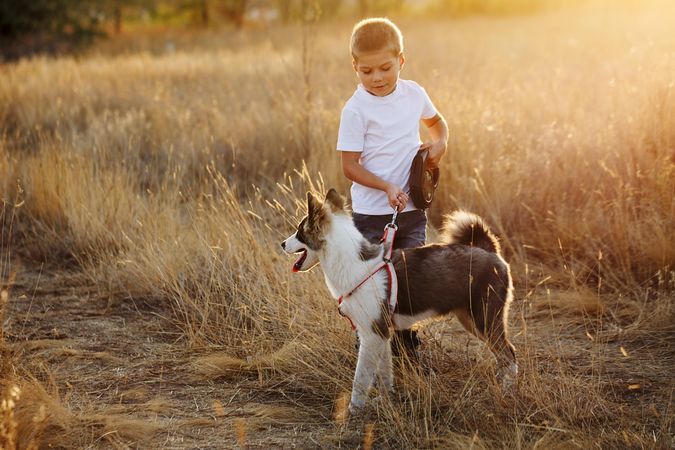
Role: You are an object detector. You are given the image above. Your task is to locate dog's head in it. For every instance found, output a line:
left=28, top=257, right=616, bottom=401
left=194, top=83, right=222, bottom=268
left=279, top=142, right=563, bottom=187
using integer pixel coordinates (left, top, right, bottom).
left=280, top=188, right=346, bottom=272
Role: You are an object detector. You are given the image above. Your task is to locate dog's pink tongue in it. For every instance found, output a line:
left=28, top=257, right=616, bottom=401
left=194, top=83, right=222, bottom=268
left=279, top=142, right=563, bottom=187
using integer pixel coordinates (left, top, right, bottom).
left=292, top=249, right=307, bottom=273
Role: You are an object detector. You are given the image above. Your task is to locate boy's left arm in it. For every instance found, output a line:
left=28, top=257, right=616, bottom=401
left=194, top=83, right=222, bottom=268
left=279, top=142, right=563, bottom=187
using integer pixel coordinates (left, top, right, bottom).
left=421, top=113, right=449, bottom=169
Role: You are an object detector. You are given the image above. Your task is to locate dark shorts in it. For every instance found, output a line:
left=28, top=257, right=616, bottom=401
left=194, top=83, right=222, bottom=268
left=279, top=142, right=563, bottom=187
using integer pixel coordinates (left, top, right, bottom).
left=352, top=209, right=427, bottom=249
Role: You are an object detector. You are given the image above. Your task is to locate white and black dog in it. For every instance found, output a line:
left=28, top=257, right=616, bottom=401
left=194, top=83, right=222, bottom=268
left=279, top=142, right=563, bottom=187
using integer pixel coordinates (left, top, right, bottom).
left=281, top=189, right=517, bottom=413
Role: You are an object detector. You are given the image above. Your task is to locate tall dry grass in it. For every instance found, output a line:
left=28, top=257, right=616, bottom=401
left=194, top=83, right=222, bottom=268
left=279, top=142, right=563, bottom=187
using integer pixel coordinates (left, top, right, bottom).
left=1, top=1, right=673, bottom=447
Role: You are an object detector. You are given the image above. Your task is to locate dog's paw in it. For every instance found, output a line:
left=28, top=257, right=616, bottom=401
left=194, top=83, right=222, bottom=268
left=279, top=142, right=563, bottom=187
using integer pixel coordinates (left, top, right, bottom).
left=500, top=377, right=517, bottom=397
left=497, top=363, right=519, bottom=394
left=348, top=400, right=365, bottom=415
left=382, top=385, right=395, bottom=398
left=374, top=379, right=394, bottom=394
left=371, top=390, right=394, bottom=408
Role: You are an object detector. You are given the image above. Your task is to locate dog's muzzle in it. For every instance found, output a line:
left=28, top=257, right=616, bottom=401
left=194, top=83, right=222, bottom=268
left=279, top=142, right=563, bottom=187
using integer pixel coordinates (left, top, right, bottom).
left=281, top=234, right=315, bottom=272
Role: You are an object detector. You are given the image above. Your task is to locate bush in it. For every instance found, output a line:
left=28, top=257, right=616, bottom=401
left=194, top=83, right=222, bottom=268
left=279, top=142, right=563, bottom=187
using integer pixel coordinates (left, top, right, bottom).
left=0, top=0, right=106, bottom=60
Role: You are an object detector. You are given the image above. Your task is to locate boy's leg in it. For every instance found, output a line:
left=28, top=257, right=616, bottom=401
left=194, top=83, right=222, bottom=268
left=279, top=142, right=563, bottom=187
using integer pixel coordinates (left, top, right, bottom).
left=351, top=213, right=393, bottom=355
left=391, top=210, right=427, bottom=362
left=393, top=209, right=427, bottom=249
left=351, top=211, right=428, bottom=363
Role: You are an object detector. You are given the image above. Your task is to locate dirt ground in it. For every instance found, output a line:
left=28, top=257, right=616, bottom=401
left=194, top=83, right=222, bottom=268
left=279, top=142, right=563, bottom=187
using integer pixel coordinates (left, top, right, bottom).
left=3, top=255, right=674, bottom=449
left=3, top=257, right=358, bottom=449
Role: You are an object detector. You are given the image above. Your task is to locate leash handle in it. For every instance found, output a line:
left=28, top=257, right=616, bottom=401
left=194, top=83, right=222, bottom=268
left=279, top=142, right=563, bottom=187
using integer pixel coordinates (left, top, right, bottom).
left=382, top=211, right=397, bottom=262
left=388, top=205, right=400, bottom=229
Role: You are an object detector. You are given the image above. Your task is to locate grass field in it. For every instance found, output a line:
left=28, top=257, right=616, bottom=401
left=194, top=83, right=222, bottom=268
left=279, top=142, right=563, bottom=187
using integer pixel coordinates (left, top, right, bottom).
left=1, top=1, right=674, bottom=448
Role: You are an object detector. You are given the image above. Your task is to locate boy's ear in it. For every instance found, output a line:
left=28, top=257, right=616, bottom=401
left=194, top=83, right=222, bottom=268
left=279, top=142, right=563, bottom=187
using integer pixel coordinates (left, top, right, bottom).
left=399, top=52, right=405, bottom=69
left=325, top=188, right=345, bottom=213
left=352, top=58, right=358, bottom=73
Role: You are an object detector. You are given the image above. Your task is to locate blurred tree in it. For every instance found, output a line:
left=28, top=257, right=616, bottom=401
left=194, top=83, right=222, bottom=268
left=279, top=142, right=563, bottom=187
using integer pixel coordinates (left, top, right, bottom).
left=276, top=0, right=292, bottom=22
left=169, top=0, right=248, bottom=28
left=358, top=0, right=404, bottom=15
left=274, top=0, right=341, bottom=23
left=214, top=0, right=249, bottom=28
left=169, top=0, right=207, bottom=25
left=110, top=0, right=157, bottom=34
left=0, top=0, right=106, bottom=59
left=113, top=0, right=123, bottom=33
left=428, top=0, right=553, bottom=16
left=200, top=0, right=209, bottom=25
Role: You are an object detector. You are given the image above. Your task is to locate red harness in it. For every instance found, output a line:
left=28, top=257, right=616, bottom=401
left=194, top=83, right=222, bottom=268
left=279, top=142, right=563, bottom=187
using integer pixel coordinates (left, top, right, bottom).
left=337, top=211, right=399, bottom=331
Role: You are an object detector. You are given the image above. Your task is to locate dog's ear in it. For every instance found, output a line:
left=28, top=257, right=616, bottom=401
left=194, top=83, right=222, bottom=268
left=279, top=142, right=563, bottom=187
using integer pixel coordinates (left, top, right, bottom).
left=306, top=191, right=328, bottom=229
left=325, top=188, right=345, bottom=213
left=306, top=191, right=322, bottom=217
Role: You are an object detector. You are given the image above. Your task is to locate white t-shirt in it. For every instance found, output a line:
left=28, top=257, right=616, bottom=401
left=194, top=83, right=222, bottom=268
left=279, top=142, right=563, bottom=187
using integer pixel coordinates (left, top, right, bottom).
left=336, top=79, right=438, bottom=215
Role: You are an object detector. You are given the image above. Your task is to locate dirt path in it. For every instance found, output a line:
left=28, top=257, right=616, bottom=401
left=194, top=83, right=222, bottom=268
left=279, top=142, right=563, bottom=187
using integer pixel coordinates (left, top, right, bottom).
left=3, top=256, right=673, bottom=448
left=3, top=258, right=348, bottom=448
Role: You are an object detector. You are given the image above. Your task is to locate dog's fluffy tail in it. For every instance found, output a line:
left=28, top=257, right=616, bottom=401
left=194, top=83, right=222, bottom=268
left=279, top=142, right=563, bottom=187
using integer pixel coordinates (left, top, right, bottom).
left=441, top=211, right=501, bottom=254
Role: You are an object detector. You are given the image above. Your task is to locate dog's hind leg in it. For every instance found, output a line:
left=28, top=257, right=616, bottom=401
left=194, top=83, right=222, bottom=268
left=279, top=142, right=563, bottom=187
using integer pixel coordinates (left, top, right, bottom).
left=484, top=323, right=518, bottom=392
left=350, top=333, right=388, bottom=412
left=483, top=287, right=518, bottom=391
left=455, top=290, right=518, bottom=392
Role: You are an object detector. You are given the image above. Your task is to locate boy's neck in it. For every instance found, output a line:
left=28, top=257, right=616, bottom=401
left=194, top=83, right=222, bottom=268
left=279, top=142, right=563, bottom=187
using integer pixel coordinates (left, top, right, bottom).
left=363, top=81, right=398, bottom=97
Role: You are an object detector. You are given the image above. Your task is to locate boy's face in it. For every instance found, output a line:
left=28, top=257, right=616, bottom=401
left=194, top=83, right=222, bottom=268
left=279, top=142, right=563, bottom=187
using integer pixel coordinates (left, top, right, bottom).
left=352, top=49, right=405, bottom=97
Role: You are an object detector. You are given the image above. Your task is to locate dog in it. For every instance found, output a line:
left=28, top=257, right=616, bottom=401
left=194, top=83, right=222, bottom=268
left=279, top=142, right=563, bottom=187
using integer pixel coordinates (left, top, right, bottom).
left=281, top=189, right=517, bottom=413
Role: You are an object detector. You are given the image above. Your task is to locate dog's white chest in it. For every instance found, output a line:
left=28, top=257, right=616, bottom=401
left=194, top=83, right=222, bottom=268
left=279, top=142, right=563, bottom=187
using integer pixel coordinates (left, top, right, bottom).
left=328, top=272, right=387, bottom=330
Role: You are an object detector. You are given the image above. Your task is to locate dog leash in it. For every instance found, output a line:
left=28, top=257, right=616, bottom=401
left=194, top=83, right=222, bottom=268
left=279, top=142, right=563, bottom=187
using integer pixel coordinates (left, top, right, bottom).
left=337, top=208, right=400, bottom=331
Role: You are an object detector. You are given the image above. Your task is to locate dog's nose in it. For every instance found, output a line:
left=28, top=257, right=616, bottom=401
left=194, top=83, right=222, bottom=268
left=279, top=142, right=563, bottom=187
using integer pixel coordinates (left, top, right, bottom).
left=280, top=241, right=286, bottom=250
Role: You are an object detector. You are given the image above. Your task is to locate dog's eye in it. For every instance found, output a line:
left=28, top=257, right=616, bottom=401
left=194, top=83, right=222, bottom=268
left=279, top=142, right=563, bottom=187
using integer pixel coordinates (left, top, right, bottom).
left=296, top=218, right=308, bottom=244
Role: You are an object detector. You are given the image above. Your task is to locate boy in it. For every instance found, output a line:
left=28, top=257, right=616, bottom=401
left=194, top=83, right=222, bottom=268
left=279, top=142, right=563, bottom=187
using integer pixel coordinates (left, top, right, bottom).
left=337, top=18, right=449, bottom=361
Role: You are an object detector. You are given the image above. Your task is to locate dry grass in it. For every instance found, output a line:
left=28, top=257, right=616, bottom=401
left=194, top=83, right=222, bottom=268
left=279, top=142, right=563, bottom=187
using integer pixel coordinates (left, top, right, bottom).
left=1, top=1, right=673, bottom=448
left=0, top=376, right=162, bottom=448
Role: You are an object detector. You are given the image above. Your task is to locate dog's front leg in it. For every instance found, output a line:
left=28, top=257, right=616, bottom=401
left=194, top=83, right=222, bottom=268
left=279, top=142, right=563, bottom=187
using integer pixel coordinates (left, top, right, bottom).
left=375, top=337, right=394, bottom=394
left=349, top=333, right=387, bottom=413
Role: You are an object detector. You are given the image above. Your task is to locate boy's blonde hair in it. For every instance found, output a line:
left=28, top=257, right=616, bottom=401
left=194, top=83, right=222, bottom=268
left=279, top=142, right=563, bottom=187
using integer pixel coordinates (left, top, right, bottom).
left=350, top=18, right=403, bottom=60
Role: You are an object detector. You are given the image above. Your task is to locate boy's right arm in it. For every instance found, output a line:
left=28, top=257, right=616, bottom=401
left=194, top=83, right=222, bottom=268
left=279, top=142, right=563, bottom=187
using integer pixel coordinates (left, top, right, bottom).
left=341, top=151, right=409, bottom=210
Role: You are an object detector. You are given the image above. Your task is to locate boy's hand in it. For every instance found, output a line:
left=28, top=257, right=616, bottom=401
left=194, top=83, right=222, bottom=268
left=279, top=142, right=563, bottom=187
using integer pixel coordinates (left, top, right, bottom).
left=385, top=183, right=408, bottom=210
left=420, top=141, right=447, bottom=169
